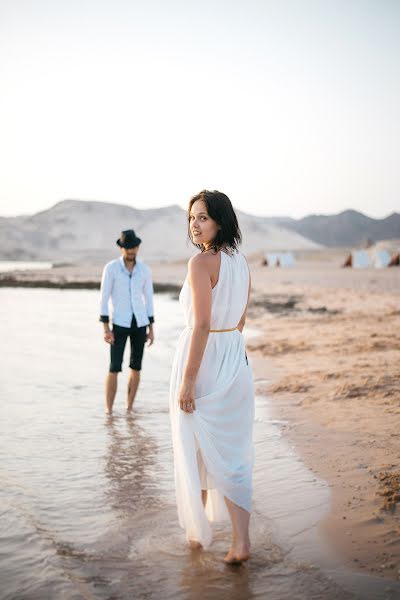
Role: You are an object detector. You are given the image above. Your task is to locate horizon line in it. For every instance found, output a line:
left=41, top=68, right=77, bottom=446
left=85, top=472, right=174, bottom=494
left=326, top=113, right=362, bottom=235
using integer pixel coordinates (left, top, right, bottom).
left=0, top=197, right=398, bottom=222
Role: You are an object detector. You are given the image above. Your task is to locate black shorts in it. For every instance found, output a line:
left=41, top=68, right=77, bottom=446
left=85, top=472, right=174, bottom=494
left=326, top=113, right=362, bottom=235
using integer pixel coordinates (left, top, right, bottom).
left=110, top=315, right=147, bottom=372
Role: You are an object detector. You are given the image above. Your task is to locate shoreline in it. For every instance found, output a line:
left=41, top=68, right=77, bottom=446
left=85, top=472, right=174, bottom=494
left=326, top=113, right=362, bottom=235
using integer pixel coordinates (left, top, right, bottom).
left=0, top=276, right=181, bottom=294
left=0, top=262, right=188, bottom=292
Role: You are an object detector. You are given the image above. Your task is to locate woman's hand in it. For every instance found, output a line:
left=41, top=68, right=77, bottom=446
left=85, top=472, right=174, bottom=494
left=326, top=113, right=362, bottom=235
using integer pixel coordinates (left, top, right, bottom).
left=179, top=379, right=196, bottom=413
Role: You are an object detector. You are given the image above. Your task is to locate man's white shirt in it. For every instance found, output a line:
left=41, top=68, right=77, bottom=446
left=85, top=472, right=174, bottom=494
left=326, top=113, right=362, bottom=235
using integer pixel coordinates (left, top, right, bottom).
left=100, top=256, right=154, bottom=327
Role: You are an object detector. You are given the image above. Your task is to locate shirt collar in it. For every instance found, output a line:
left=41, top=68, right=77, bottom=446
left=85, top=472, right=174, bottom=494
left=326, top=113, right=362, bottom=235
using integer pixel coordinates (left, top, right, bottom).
left=119, top=255, right=141, bottom=275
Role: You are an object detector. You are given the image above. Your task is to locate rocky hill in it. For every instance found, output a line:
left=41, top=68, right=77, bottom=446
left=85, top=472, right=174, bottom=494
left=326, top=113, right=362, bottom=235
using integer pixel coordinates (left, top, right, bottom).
left=270, top=209, right=400, bottom=247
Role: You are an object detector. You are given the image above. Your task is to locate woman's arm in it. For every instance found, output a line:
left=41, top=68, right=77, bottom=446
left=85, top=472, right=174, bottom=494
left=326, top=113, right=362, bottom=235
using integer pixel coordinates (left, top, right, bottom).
left=179, top=254, right=212, bottom=413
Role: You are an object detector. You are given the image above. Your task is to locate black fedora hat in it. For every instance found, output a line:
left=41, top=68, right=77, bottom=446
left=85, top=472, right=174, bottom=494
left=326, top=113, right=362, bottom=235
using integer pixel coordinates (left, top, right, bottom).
left=116, top=229, right=142, bottom=248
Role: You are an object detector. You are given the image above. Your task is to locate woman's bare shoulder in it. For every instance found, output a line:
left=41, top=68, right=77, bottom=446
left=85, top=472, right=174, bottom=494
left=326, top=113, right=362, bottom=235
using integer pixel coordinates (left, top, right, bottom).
left=188, top=252, right=217, bottom=269
left=187, top=253, right=219, bottom=286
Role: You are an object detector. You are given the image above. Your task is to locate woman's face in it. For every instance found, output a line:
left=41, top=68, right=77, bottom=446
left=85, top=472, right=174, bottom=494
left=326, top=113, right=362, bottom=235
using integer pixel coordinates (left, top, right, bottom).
left=189, top=200, right=220, bottom=248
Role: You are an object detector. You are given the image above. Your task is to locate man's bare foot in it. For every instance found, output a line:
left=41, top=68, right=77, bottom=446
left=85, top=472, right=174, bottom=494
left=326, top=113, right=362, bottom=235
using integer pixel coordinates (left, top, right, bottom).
left=224, top=542, right=250, bottom=565
left=105, top=410, right=112, bottom=416
left=188, top=539, right=203, bottom=550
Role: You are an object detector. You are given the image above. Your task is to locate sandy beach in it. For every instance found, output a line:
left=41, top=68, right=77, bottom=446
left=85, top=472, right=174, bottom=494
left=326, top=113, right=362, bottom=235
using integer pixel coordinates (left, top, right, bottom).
left=246, top=257, right=400, bottom=582
left=1, top=253, right=400, bottom=586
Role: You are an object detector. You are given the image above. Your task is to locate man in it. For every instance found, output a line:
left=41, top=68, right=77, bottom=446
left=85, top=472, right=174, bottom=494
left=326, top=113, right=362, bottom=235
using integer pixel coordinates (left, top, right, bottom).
left=100, top=229, right=155, bottom=415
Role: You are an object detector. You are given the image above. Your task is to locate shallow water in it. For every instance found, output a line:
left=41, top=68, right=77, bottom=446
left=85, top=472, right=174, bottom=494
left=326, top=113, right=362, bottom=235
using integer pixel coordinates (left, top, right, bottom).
left=1, top=288, right=399, bottom=600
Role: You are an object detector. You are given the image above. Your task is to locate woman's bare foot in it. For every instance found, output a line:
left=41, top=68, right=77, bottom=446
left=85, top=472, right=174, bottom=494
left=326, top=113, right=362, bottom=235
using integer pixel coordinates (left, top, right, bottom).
left=188, top=539, right=203, bottom=550
left=224, top=541, right=250, bottom=564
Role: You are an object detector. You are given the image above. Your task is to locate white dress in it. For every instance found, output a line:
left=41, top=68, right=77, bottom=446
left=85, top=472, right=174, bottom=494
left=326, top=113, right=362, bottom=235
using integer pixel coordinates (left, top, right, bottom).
left=169, top=249, right=255, bottom=548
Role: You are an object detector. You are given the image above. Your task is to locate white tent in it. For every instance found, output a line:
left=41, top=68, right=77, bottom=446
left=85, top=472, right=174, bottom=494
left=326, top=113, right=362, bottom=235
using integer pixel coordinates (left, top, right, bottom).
left=280, top=252, right=295, bottom=267
left=264, top=252, right=295, bottom=267
left=344, top=244, right=399, bottom=269
left=373, top=250, right=391, bottom=268
left=265, top=253, right=280, bottom=266
left=352, top=250, right=371, bottom=268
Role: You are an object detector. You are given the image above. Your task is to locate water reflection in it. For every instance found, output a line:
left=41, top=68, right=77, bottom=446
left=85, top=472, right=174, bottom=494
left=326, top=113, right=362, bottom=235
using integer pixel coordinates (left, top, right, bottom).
left=104, top=414, right=162, bottom=515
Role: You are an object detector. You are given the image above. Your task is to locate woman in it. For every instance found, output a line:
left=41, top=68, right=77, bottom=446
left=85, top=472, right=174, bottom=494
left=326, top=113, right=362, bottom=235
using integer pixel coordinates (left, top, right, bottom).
left=169, top=190, right=255, bottom=564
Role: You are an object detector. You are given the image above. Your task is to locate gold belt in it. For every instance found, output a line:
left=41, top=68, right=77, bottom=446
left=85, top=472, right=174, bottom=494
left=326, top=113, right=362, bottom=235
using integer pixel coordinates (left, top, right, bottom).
left=187, top=326, right=238, bottom=332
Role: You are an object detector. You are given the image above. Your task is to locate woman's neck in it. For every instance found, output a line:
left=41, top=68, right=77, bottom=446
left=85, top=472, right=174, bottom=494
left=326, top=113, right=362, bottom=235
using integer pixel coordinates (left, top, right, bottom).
left=203, top=243, right=228, bottom=254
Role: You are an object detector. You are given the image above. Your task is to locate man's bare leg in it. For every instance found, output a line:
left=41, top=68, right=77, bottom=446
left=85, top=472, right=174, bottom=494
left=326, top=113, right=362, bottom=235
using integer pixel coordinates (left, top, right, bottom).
left=126, top=369, right=140, bottom=412
left=106, top=372, right=118, bottom=415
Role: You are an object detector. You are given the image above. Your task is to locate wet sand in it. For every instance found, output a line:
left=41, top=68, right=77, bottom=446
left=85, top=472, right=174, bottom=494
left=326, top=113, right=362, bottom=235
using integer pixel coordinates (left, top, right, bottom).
left=247, top=260, right=400, bottom=582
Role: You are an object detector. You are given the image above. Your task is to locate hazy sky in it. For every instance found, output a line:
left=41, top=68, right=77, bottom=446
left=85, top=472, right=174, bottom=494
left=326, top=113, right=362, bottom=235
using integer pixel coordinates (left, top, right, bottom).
left=0, top=0, right=399, bottom=218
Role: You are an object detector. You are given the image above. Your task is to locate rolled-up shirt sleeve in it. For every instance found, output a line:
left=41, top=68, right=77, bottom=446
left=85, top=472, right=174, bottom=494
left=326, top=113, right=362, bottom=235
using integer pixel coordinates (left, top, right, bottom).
left=99, top=264, right=113, bottom=322
left=143, top=265, right=155, bottom=324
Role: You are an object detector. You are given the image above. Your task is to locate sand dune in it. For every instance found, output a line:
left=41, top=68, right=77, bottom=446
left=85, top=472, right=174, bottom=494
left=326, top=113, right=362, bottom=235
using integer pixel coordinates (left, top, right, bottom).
left=0, top=199, right=321, bottom=261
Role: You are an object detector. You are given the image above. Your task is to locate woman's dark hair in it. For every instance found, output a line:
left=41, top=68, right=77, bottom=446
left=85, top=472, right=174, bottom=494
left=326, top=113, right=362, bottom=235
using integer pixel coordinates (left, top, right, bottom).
left=187, top=190, right=242, bottom=254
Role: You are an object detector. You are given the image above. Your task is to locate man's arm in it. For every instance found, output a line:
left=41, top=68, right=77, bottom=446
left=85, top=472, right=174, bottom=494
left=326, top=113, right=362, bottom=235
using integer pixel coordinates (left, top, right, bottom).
left=143, top=265, right=155, bottom=345
left=99, top=264, right=114, bottom=336
left=143, top=265, right=155, bottom=325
